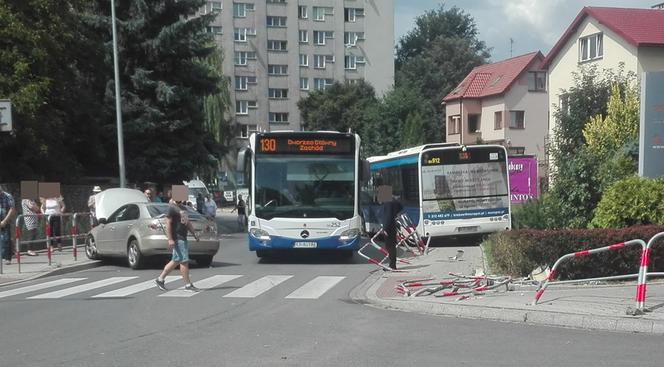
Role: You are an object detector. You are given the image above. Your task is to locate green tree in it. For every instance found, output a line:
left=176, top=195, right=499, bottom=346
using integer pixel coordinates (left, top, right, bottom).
left=380, top=84, right=438, bottom=151
left=0, top=0, right=107, bottom=181
left=89, top=0, right=222, bottom=183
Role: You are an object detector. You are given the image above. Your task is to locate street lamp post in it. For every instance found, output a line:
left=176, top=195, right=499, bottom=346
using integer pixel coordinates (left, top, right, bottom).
left=111, top=0, right=126, bottom=188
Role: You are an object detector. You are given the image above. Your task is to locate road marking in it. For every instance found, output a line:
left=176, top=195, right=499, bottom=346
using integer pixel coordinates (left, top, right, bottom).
left=0, top=278, right=86, bottom=299
left=223, top=275, right=293, bottom=298
left=285, top=276, right=346, bottom=299
left=28, top=277, right=138, bottom=299
left=92, top=276, right=182, bottom=298
left=160, top=275, right=243, bottom=298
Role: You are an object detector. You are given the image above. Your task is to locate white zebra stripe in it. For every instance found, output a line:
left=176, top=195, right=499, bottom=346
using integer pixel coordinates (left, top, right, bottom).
left=92, top=276, right=182, bottom=298
left=285, top=276, right=346, bottom=299
left=223, top=275, right=293, bottom=298
left=160, top=275, right=243, bottom=298
left=28, top=277, right=138, bottom=299
left=0, top=278, right=86, bottom=299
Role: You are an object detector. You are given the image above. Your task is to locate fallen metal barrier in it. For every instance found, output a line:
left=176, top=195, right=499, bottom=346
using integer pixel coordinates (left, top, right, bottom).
left=532, top=239, right=647, bottom=307
left=396, top=272, right=513, bottom=299
left=357, top=229, right=411, bottom=272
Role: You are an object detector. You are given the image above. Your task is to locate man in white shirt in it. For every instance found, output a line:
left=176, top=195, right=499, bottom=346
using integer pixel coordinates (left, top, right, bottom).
left=204, top=195, right=217, bottom=220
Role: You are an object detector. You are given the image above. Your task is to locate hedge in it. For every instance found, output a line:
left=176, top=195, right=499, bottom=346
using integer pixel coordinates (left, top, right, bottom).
left=486, top=225, right=664, bottom=279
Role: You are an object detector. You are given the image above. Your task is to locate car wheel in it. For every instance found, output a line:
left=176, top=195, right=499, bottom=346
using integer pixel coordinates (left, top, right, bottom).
left=127, top=238, right=144, bottom=269
left=85, top=235, right=100, bottom=260
left=195, top=255, right=213, bottom=268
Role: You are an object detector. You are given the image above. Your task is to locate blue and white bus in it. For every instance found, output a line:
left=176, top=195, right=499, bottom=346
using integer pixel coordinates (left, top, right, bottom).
left=237, top=131, right=366, bottom=258
left=364, top=144, right=511, bottom=240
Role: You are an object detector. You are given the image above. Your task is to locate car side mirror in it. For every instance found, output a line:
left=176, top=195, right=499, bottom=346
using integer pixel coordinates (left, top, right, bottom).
left=98, top=218, right=107, bottom=225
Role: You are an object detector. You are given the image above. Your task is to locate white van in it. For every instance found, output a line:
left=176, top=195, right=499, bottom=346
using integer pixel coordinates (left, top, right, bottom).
left=184, top=179, right=210, bottom=211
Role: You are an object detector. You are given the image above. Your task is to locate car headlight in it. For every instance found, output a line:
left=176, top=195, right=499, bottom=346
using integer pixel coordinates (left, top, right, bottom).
left=249, top=228, right=270, bottom=241
left=340, top=228, right=360, bottom=241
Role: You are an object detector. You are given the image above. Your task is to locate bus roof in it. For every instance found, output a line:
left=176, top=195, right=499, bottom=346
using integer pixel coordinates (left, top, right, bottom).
left=367, top=143, right=460, bottom=163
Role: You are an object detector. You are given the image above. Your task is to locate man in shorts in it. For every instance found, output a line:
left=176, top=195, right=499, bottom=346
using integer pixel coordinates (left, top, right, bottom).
left=155, top=201, right=200, bottom=291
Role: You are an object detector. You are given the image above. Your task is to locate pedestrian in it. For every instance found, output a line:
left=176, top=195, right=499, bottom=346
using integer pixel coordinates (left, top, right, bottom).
left=144, top=188, right=155, bottom=202
left=231, top=194, right=247, bottom=231
left=204, top=195, right=217, bottom=220
left=41, top=194, right=65, bottom=252
left=196, top=193, right=205, bottom=215
left=21, top=197, right=41, bottom=256
left=88, top=186, right=101, bottom=225
left=378, top=186, right=403, bottom=270
left=0, top=185, right=16, bottom=265
left=155, top=201, right=200, bottom=291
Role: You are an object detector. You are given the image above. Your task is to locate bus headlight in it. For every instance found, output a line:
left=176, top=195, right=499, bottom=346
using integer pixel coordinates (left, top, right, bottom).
left=340, top=228, right=360, bottom=241
left=249, top=228, right=270, bottom=241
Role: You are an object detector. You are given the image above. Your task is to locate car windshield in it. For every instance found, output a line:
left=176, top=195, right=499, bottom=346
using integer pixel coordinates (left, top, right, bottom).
left=254, top=155, right=355, bottom=220
left=146, top=203, right=205, bottom=220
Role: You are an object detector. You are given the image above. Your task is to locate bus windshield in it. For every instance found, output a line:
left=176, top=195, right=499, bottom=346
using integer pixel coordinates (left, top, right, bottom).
left=255, top=155, right=355, bottom=220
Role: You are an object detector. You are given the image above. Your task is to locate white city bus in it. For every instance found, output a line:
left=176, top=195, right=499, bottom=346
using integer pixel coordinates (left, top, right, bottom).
left=237, top=131, right=366, bottom=258
left=364, top=144, right=511, bottom=240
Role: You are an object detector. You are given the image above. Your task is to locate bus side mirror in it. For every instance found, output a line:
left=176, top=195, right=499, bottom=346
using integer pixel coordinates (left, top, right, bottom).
left=360, top=159, right=370, bottom=184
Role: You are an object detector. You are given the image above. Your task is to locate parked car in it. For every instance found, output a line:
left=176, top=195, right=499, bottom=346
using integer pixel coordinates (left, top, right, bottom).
left=86, top=188, right=219, bottom=269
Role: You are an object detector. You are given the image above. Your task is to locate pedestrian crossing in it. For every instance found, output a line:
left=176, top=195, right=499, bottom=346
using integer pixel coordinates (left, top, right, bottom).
left=0, top=274, right=348, bottom=301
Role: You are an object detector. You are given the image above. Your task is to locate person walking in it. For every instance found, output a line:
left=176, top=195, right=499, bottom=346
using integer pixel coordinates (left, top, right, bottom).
left=0, top=186, right=16, bottom=265
left=196, top=193, right=205, bottom=215
left=42, top=195, right=65, bottom=252
left=21, top=197, right=41, bottom=256
left=155, top=201, right=200, bottom=292
left=231, top=194, right=247, bottom=231
left=88, top=186, right=101, bottom=225
left=204, top=195, right=217, bottom=220
left=378, top=187, right=403, bottom=270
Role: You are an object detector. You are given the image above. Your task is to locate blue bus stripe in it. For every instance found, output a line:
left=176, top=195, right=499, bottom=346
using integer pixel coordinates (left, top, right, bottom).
left=370, top=155, right=418, bottom=170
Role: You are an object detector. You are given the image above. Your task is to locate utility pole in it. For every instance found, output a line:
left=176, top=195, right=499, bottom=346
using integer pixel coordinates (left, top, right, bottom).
left=510, top=38, right=514, bottom=58
left=111, top=0, right=126, bottom=188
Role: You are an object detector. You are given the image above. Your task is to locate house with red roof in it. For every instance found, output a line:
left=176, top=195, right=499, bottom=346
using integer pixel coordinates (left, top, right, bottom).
left=442, top=51, right=548, bottom=158
left=544, top=6, right=664, bottom=141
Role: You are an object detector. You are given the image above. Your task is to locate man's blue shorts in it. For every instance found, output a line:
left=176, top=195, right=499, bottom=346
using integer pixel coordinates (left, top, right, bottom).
left=172, top=239, right=189, bottom=263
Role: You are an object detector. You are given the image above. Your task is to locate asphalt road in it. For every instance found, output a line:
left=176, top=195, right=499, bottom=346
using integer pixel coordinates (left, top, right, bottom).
left=0, top=211, right=663, bottom=367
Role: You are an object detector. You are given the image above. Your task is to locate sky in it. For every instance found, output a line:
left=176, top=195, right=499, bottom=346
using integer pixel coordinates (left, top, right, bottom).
left=395, top=0, right=659, bottom=62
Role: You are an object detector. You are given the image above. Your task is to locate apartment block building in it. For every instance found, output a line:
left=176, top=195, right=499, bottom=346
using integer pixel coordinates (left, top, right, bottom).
left=199, top=0, right=394, bottom=186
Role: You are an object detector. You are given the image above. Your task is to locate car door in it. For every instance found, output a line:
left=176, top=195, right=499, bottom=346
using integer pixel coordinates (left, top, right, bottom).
left=96, top=206, right=126, bottom=255
left=110, top=204, right=140, bottom=254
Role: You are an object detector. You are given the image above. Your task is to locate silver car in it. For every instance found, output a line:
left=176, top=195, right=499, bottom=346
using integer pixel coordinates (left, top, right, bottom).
left=86, top=190, right=220, bottom=269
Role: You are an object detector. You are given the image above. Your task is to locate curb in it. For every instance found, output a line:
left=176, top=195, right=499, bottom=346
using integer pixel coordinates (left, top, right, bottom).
left=0, top=260, right=102, bottom=288
left=358, top=269, right=664, bottom=335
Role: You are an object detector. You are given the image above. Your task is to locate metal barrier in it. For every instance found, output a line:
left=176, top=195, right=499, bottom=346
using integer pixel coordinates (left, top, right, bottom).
left=357, top=229, right=411, bottom=272
left=396, top=273, right=512, bottom=298
left=634, top=231, right=664, bottom=314
left=532, top=239, right=647, bottom=307
left=10, top=212, right=92, bottom=273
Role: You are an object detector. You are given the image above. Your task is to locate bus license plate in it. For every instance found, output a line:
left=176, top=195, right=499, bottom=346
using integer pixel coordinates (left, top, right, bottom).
left=457, top=226, right=478, bottom=233
left=294, top=241, right=317, bottom=248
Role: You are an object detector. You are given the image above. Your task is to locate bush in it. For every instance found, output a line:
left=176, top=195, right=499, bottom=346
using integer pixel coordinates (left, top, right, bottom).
left=486, top=225, right=664, bottom=278
left=511, top=193, right=569, bottom=230
left=591, top=176, right=664, bottom=228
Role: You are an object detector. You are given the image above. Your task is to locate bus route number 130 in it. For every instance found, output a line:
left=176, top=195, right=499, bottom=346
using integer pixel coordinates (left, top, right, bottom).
left=260, top=138, right=277, bottom=152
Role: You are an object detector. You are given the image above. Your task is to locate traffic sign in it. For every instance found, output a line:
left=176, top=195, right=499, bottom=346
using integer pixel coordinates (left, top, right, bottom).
left=0, top=100, right=12, bottom=132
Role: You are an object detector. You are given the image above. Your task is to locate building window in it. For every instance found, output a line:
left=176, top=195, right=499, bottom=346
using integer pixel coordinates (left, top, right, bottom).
left=314, top=55, right=326, bottom=69
left=313, top=6, right=333, bottom=21
left=559, top=94, right=570, bottom=115
left=239, top=124, right=258, bottom=138
left=579, top=33, right=603, bottom=62
left=233, top=3, right=254, bottom=18
left=268, top=88, right=289, bottom=99
left=509, top=110, right=525, bottom=129
left=344, top=8, right=364, bottom=22
left=234, top=76, right=257, bottom=90
left=300, top=77, right=309, bottom=90
left=298, top=5, right=307, bottom=19
left=206, top=26, right=223, bottom=34
left=269, top=112, right=289, bottom=123
left=299, top=54, right=309, bottom=67
left=448, top=115, right=460, bottom=135
left=468, top=114, right=480, bottom=133
left=508, top=147, right=526, bottom=155
left=267, top=40, right=288, bottom=51
left=234, top=51, right=256, bottom=66
left=344, top=31, right=364, bottom=46
left=267, top=64, right=288, bottom=75
left=236, top=100, right=249, bottom=115
left=299, top=30, right=308, bottom=43
left=267, top=0, right=286, bottom=3
left=314, top=78, right=333, bottom=90
left=494, top=111, right=503, bottom=130
left=313, top=31, right=333, bottom=45
left=344, top=55, right=365, bottom=69
left=527, top=71, right=546, bottom=91
left=202, top=1, right=222, bottom=14
left=267, top=16, right=287, bottom=27
left=234, top=27, right=255, bottom=42
left=346, top=78, right=362, bottom=85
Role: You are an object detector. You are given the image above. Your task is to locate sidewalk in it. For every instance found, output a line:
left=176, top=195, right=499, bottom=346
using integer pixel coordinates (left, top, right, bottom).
left=357, top=244, right=664, bottom=334
left=0, top=248, right=100, bottom=287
